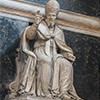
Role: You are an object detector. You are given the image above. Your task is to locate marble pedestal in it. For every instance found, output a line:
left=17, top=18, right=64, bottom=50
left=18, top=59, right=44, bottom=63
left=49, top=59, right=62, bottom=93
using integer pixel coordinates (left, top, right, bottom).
left=5, top=95, right=61, bottom=100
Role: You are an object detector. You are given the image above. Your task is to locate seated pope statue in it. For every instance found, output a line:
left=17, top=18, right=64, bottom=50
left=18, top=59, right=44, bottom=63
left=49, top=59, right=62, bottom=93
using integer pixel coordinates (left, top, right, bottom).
left=9, top=0, right=82, bottom=100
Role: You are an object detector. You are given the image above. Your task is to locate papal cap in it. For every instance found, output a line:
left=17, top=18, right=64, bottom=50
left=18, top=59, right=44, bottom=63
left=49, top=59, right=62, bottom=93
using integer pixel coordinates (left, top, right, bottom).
left=45, top=0, right=60, bottom=15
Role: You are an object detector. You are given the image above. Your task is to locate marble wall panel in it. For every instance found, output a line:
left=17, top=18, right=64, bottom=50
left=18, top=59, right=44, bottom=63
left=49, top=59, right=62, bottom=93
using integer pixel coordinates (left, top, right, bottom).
left=25, top=0, right=100, bottom=17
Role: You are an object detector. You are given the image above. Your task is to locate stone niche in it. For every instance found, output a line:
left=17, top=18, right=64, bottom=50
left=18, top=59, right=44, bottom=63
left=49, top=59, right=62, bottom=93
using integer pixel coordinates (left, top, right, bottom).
left=0, top=17, right=99, bottom=100
left=0, top=0, right=100, bottom=99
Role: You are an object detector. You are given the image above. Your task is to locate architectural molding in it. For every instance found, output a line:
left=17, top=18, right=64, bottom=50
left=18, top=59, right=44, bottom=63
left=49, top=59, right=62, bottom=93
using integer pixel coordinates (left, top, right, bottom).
left=0, top=0, right=100, bottom=37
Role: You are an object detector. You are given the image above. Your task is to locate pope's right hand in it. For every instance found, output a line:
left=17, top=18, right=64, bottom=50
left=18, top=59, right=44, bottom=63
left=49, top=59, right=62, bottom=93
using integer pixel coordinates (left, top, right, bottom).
left=34, top=11, right=44, bottom=25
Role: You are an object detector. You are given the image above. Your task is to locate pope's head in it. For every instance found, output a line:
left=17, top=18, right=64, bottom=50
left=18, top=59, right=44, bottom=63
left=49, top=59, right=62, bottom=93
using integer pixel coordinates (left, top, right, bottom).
left=45, top=0, right=60, bottom=28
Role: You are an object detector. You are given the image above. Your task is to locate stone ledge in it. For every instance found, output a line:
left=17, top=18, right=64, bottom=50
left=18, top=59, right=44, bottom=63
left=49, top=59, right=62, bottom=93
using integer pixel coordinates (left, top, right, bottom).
left=5, top=95, right=60, bottom=100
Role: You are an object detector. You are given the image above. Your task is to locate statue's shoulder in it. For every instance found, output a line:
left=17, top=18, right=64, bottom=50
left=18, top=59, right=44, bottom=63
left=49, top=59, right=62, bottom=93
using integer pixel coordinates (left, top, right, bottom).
left=25, top=26, right=31, bottom=30
left=23, top=26, right=31, bottom=34
left=56, top=25, right=63, bottom=31
left=55, top=25, right=64, bottom=35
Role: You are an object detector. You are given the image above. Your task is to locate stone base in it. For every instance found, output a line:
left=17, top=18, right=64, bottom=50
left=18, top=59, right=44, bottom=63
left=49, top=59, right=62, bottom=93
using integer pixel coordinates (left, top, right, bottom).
left=5, top=95, right=61, bottom=100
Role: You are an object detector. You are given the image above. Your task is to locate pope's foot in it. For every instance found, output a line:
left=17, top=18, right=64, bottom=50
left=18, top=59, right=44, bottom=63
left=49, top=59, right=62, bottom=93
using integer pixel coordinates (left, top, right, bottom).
left=46, top=94, right=53, bottom=99
left=61, top=94, right=71, bottom=100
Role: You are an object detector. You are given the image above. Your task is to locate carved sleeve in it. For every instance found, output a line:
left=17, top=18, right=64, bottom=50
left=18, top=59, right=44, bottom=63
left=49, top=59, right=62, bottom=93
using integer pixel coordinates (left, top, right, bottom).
left=55, top=30, right=73, bottom=53
left=55, top=30, right=76, bottom=62
left=25, top=24, right=37, bottom=40
left=20, top=25, right=37, bottom=58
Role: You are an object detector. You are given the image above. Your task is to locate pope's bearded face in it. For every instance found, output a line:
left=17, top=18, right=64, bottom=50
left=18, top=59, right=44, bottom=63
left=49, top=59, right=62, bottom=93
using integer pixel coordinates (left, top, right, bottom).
left=46, top=13, right=57, bottom=28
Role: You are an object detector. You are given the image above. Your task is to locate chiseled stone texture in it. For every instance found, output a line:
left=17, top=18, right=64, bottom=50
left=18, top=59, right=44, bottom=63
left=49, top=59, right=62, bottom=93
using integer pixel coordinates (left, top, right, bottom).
left=0, top=1, right=100, bottom=98
left=5, top=96, right=60, bottom=100
left=0, top=16, right=99, bottom=100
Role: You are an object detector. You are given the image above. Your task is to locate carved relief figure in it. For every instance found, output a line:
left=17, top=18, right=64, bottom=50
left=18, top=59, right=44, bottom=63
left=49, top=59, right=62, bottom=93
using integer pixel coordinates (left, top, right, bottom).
left=9, top=0, right=82, bottom=100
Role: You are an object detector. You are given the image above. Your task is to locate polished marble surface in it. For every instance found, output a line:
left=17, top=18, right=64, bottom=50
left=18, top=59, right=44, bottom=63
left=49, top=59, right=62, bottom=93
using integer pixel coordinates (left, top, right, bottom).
left=0, top=0, right=100, bottom=100
left=0, top=17, right=100, bottom=100
left=26, top=0, right=100, bottom=17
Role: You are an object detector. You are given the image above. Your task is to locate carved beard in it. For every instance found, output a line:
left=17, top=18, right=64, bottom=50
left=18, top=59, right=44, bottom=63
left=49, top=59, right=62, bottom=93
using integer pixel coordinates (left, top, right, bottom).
left=49, top=20, right=55, bottom=28
left=45, top=18, right=55, bottom=28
